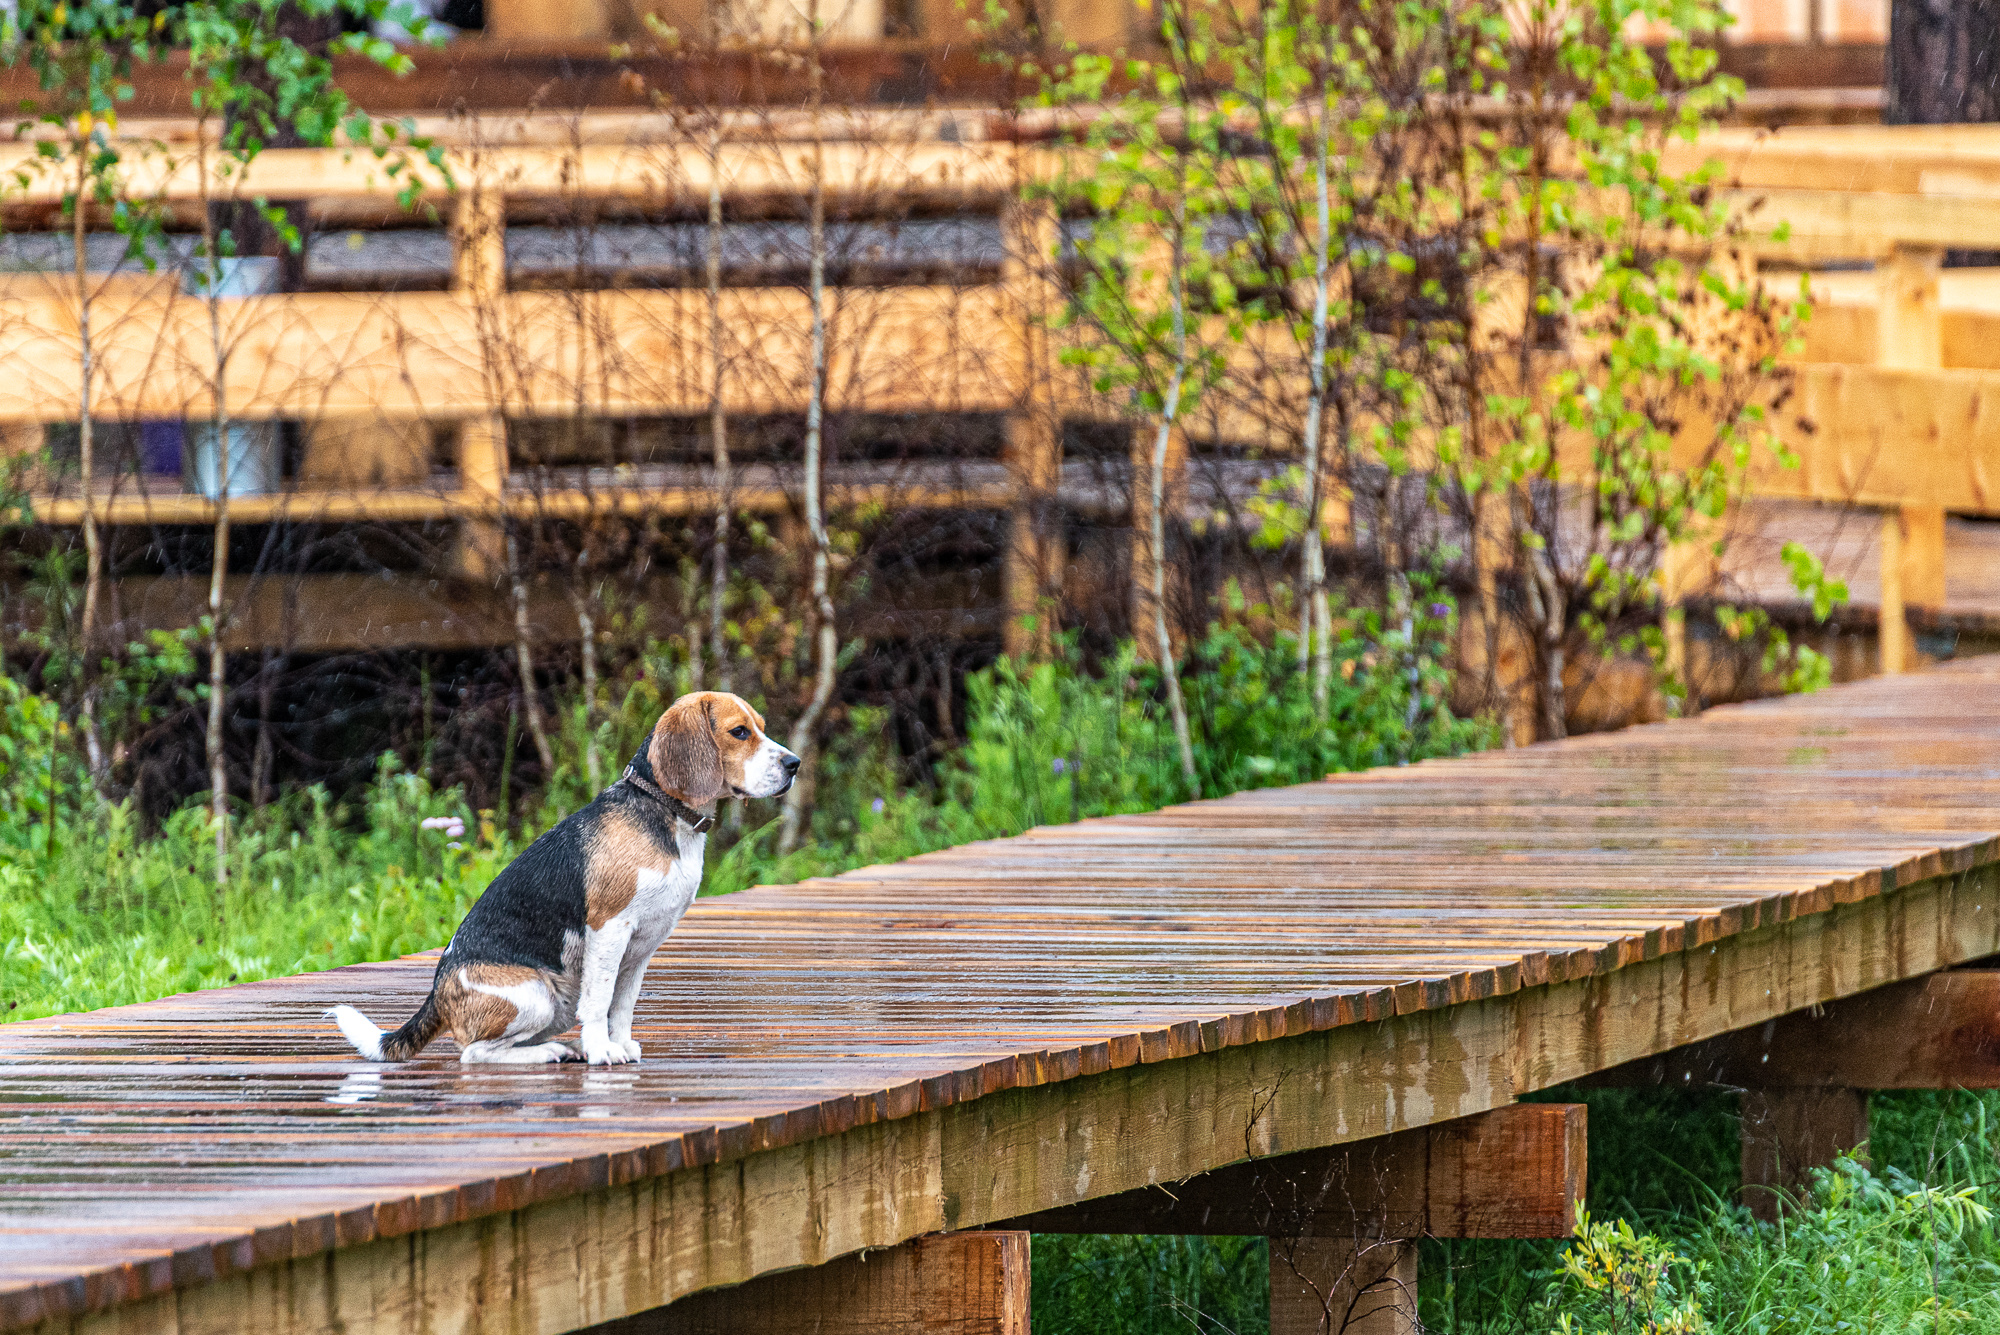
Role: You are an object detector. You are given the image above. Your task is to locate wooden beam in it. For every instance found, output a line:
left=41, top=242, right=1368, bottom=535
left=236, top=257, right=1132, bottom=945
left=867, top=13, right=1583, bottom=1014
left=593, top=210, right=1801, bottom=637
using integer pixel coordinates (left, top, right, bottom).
left=452, top=188, right=509, bottom=583
left=1001, top=197, right=1061, bottom=659
left=1580, top=969, right=2000, bottom=1089
left=0, top=286, right=1019, bottom=423
left=1270, top=1237, right=1414, bottom=1335
left=1874, top=242, right=1947, bottom=658
left=29, top=480, right=1016, bottom=527
left=1718, top=188, right=2000, bottom=261
left=0, top=139, right=1023, bottom=211
left=590, top=1231, right=1029, bottom=1335
left=1756, top=363, right=2000, bottom=516
left=997, top=1104, right=1584, bottom=1240
left=1741, top=1088, right=1869, bottom=1222
left=483, top=0, right=610, bottom=42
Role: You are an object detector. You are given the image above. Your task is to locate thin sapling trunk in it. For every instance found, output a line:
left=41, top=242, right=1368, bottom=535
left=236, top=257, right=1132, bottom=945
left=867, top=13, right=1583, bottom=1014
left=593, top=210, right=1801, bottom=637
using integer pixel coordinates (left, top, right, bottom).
left=1152, top=210, right=1197, bottom=791
left=197, top=118, right=234, bottom=880
left=779, top=5, right=836, bottom=855
left=72, top=148, right=106, bottom=787
left=1300, top=94, right=1335, bottom=718
left=707, top=121, right=732, bottom=694
left=507, top=528, right=558, bottom=775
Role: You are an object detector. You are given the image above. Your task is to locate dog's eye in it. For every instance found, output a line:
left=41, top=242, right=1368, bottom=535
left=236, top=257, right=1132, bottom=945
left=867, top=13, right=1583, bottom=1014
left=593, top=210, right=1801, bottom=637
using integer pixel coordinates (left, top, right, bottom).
left=729, top=726, right=752, bottom=740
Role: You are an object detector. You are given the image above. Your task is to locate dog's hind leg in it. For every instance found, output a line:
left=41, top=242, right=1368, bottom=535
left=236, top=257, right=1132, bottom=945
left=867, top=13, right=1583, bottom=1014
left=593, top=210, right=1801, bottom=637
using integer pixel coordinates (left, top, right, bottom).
left=460, top=1037, right=576, bottom=1064
left=452, top=966, right=572, bottom=1064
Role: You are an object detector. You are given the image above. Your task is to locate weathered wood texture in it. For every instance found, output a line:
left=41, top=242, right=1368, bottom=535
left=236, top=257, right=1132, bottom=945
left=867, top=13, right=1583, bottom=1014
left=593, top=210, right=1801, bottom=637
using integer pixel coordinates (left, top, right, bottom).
left=1585, top=968, right=2000, bottom=1089
left=1740, top=1088, right=1871, bottom=1219
left=10, top=662, right=2000, bottom=1333
left=1269, top=1238, right=1415, bottom=1335
left=591, top=1231, right=1030, bottom=1335
left=999, top=1104, right=1584, bottom=1239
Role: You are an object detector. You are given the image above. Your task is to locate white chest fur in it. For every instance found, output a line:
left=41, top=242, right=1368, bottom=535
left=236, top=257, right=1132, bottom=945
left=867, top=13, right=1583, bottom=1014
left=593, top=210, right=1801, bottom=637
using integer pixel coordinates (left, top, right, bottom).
left=621, top=834, right=705, bottom=956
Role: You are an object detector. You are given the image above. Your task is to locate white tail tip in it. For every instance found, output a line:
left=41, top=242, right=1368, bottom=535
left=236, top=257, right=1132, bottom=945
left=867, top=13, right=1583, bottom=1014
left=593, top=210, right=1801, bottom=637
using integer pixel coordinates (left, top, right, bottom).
left=328, top=1005, right=387, bottom=1061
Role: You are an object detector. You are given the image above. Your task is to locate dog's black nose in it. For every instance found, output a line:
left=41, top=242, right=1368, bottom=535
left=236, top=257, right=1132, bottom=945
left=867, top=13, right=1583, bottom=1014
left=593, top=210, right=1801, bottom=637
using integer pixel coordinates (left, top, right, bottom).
left=781, top=753, right=802, bottom=775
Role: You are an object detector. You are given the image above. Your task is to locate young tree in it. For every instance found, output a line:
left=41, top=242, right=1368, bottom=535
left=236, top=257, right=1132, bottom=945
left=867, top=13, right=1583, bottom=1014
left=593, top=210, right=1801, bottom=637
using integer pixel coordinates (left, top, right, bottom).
left=777, top=0, right=837, bottom=854
left=11, top=0, right=164, bottom=789
left=169, top=0, right=434, bottom=875
left=1044, top=26, right=1237, bottom=791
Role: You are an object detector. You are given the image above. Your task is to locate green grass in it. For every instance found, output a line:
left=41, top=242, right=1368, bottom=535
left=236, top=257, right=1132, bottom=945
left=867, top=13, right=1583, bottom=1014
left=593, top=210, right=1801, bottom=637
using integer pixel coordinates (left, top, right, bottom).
left=1031, top=1093, right=2000, bottom=1334
left=1, top=624, right=1485, bottom=1020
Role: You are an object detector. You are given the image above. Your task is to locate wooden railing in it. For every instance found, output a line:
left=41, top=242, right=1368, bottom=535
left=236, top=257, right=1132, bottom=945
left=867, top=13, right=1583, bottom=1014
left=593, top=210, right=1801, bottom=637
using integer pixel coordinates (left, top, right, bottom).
left=1654, top=126, right=2000, bottom=668
left=11, top=116, right=1999, bottom=663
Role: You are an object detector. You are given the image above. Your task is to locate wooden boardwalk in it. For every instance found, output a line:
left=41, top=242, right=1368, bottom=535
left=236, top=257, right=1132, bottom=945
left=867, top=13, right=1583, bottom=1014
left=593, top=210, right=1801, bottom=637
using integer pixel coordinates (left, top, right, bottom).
left=9, top=660, right=2000, bottom=1332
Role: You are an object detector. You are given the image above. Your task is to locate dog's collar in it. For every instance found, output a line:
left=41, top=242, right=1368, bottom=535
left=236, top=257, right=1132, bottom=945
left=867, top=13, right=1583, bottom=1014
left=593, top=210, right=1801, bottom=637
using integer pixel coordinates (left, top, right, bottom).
left=620, top=765, right=716, bottom=833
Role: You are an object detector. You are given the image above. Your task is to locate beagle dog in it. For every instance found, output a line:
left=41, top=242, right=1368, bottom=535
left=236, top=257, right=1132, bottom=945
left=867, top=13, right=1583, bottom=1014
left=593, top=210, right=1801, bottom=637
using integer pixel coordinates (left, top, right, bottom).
left=330, top=692, right=798, bottom=1065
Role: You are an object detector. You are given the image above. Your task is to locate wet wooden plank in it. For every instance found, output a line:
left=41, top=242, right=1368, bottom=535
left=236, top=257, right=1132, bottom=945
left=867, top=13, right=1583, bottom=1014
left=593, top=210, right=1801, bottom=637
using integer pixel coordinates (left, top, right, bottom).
left=6, top=661, right=2000, bottom=1333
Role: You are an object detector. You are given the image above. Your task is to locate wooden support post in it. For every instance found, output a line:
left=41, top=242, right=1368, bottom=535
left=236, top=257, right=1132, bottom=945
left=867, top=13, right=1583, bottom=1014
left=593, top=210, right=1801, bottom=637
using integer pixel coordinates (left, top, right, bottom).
left=1004, top=413, right=1060, bottom=659
left=1876, top=242, right=1945, bottom=673
left=1130, top=423, right=1186, bottom=662
left=1581, top=967, right=2000, bottom=1218
left=1269, top=1236, right=1415, bottom=1335
left=1876, top=243, right=1942, bottom=373
left=1898, top=503, right=1947, bottom=613
left=1458, top=488, right=1535, bottom=744
left=591, top=1230, right=1030, bottom=1335
left=1740, top=1088, right=1870, bottom=1222
left=1879, top=507, right=1908, bottom=674
left=1659, top=536, right=1716, bottom=713
left=1000, top=1103, right=1586, bottom=1239
left=453, top=189, right=507, bottom=584
left=1878, top=505, right=1942, bottom=674
left=1001, top=197, right=1062, bottom=660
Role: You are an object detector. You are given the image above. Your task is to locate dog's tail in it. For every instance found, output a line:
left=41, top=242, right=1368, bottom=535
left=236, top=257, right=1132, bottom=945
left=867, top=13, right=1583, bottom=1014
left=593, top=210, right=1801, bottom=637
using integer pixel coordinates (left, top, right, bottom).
left=328, top=992, right=443, bottom=1062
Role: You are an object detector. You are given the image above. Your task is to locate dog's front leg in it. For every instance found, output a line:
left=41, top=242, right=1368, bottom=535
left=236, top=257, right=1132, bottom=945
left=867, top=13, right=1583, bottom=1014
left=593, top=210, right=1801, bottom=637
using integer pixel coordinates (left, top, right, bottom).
left=607, top=950, right=651, bottom=1062
left=577, top=919, right=637, bottom=1065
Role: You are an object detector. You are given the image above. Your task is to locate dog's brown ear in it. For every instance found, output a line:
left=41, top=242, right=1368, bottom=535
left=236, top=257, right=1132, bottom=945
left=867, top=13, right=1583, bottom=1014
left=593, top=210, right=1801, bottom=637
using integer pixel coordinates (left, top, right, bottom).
left=651, top=695, right=725, bottom=806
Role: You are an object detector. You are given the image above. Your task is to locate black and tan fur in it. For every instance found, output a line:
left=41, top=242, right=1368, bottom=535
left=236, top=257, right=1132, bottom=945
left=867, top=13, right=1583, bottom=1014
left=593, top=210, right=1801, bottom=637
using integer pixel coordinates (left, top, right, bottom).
left=330, top=692, right=799, bottom=1065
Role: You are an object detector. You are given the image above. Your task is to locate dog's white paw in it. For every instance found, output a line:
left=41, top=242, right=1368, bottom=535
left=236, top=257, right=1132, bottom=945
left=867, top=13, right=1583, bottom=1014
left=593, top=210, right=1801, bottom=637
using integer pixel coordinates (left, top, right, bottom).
left=581, top=1027, right=632, bottom=1066
left=616, top=1037, right=643, bottom=1062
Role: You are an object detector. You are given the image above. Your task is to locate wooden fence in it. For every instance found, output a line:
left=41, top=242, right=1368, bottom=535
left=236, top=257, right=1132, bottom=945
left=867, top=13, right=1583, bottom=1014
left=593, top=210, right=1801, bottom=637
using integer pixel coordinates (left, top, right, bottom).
left=10, top=118, right=2000, bottom=664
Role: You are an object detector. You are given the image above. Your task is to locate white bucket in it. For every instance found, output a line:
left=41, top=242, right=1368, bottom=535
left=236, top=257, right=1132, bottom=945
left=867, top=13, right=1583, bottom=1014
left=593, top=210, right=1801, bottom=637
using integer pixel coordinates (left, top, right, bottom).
left=187, top=423, right=279, bottom=498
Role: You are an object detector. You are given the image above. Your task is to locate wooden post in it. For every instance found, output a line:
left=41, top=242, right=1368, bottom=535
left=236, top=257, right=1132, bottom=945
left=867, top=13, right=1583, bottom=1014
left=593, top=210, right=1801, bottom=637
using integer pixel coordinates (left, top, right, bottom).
left=1001, top=197, right=1062, bottom=660
left=1004, top=414, right=1061, bottom=659
left=1876, top=242, right=1945, bottom=673
left=1876, top=243, right=1942, bottom=372
left=592, top=1230, right=1030, bottom=1335
left=1269, top=1237, right=1415, bottom=1335
left=453, top=188, right=508, bottom=584
left=1459, top=488, right=1535, bottom=744
left=1879, top=508, right=1908, bottom=674
left=1130, top=423, right=1186, bottom=661
left=1659, top=536, right=1716, bottom=712
left=1740, top=1088, right=1870, bottom=1222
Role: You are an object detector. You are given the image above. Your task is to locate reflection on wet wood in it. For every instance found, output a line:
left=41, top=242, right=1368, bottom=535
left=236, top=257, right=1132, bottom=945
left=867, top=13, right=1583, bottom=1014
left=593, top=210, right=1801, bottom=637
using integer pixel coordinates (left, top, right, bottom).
left=8, top=660, right=2000, bottom=1332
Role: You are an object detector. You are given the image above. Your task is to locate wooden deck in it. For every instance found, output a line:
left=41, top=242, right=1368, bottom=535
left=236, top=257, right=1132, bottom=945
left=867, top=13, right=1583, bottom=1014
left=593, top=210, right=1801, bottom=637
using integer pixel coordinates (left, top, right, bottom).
left=8, top=659, right=2000, bottom=1332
